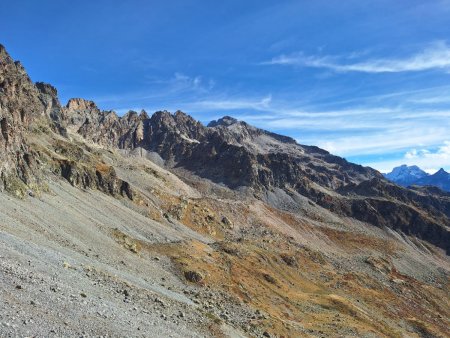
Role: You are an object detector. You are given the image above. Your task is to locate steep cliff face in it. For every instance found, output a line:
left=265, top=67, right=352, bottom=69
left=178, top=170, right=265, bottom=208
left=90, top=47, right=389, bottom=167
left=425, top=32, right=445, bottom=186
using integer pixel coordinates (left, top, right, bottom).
left=0, top=45, right=52, bottom=195
left=0, top=46, right=136, bottom=199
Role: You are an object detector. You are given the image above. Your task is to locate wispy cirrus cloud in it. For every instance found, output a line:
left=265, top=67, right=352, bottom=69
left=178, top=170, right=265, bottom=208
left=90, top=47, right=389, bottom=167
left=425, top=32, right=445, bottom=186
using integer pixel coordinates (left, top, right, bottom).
left=263, top=41, right=450, bottom=73
left=91, top=72, right=215, bottom=110
left=185, top=95, right=272, bottom=112
left=144, top=72, right=215, bottom=93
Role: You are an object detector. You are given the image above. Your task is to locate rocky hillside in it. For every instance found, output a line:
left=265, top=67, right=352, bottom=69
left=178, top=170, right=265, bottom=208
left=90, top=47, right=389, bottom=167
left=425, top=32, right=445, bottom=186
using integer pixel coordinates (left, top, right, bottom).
left=1, top=44, right=449, bottom=337
left=62, top=103, right=380, bottom=189
left=57, top=96, right=450, bottom=254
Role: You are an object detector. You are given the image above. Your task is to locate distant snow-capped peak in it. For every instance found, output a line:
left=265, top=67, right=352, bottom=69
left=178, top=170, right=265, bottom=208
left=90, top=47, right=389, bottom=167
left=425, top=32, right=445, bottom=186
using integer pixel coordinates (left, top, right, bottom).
left=384, top=164, right=428, bottom=182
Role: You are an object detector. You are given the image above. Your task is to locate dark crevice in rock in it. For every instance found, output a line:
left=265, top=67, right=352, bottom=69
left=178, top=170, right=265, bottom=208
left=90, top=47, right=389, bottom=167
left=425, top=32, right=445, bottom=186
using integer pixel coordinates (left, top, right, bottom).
left=1, top=118, right=8, bottom=143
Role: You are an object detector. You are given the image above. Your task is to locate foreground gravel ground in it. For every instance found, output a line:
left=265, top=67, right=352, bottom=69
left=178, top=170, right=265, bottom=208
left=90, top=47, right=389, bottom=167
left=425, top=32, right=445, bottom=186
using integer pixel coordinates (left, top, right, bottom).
left=0, top=180, right=241, bottom=338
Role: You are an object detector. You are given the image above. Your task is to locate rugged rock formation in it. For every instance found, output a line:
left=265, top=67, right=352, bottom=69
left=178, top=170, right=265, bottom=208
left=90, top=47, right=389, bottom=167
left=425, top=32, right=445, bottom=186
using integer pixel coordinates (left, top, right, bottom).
left=62, top=108, right=380, bottom=188
left=0, top=46, right=135, bottom=199
left=60, top=107, right=450, bottom=253
left=0, top=44, right=50, bottom=195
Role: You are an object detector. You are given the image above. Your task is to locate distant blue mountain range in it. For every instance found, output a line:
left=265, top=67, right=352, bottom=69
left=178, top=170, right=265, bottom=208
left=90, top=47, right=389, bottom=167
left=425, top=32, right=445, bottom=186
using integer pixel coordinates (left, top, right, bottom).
left=384, top=165, right=450, bottom=192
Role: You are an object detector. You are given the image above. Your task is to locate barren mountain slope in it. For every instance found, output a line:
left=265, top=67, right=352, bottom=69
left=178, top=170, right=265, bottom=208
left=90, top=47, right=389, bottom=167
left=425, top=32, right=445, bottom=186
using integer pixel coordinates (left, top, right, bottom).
left=0, top=45, right=449, bottom=338
left=61, top=100, right=450, bottom=254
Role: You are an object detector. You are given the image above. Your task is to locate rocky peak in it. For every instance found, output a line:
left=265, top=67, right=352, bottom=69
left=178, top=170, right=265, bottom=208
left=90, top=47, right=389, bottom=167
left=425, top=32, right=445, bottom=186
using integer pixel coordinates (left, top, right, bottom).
left=435, top=168, right=448, bottom=175
left=36, top=82, right=58, bottom=98
left=148, top=110, right=205, bottom=139
left=35, top=82, right=64, bottom=130
left=207, top=116, right=238, bottom=127
left=123, top=110, right=139, bottom=121
left=63, top=97, right=103, bottom=131
left=0, top=44, right=11, bottom=62
left=66, top=98, right=98, bottom=111
left=150, top=110, right=173, bottom=123
left=139, top=109, right=149, bottom=119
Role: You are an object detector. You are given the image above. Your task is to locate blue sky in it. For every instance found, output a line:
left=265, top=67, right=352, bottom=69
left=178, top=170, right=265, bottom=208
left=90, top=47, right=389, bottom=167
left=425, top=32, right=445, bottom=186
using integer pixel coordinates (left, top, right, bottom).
left=2, top=0, right=450, bottom=173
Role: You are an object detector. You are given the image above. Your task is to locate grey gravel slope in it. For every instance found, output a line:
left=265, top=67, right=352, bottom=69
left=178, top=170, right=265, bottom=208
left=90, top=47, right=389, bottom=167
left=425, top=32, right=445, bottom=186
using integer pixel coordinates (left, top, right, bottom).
left=0, top=180, right=242, bottom=338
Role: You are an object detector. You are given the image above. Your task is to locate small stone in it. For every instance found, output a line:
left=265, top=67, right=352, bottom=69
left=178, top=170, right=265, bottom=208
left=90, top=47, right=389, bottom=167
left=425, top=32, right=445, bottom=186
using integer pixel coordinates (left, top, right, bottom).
left=80, top=292, right=87, bottom=298
left=221, top=216, right=233, bottom=228
left=262, top=273, right=276, bottom=284
left=184, top=270, right=203, bottom=283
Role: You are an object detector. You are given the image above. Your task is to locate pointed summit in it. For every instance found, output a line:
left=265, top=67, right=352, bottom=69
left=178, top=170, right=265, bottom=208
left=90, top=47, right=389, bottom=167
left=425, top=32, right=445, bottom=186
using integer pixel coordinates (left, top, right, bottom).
left=414, top=167, right=450, bottom=192
left=0, top=43, right=10, bottom=59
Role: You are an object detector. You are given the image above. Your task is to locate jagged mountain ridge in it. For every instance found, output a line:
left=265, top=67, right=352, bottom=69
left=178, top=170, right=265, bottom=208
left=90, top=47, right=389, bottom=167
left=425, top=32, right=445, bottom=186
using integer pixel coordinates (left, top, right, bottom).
left=61, top=98, right=450, bottom=253
left=62, top=100, right=380, bottom=190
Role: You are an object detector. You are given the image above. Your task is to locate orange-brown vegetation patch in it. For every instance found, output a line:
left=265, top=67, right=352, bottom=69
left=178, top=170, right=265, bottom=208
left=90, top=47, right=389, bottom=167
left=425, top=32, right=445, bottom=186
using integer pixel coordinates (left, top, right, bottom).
left=139, top=236, right=450, bottom=337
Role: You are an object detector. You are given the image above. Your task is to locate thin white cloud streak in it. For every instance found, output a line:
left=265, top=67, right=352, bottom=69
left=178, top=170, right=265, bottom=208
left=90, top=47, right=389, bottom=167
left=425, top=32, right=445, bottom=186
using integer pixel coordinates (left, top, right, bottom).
left=232, top=107, right=450, bottom=132
left=263, top=41, right=450, bottom=73
left=313, top=127, right=450, bottom=156
left=93, top=72, right=214, bottom=106
left=184, top=95, right=272, bottom=111
left=408, top=96, right=450, bottom=104
left=311, top=85, right=450, bottom=108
